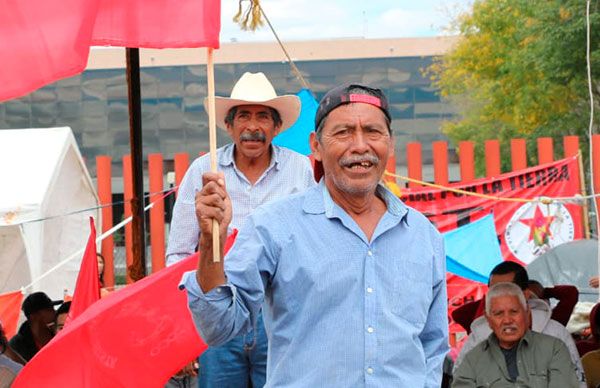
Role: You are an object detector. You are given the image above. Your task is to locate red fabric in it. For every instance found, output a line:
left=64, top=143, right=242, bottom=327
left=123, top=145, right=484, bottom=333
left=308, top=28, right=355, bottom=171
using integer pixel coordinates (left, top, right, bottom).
left=451, top=299, right=485, bottom=334
left=0, top=290, right=24, bottom=338
left=544, top=285, right=579, bottom=327
left=0, top=0, right=220, bottom=102
left=67, top=217, right=101, bottom=324
left=13, top=231, right=237, bottom=387
left=91, top=0, right=221, bottom=48
left=402, top=156, right=583, bottom=328
left=0, top=0, right=98, bottom=102
left=446, top=274, right=486, bottom=334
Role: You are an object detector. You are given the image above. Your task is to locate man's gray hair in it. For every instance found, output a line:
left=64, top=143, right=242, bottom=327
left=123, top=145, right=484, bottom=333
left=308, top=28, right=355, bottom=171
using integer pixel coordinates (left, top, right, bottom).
left=485, top=282, right=527, bottom=316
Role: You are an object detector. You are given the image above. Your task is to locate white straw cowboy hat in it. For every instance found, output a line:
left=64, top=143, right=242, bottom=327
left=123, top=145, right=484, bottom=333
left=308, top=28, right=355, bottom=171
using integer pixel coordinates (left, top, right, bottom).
left=205, top=72, right=301, bottom=133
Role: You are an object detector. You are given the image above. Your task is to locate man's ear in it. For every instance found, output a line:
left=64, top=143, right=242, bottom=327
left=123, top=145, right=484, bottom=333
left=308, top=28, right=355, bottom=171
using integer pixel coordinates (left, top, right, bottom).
left=225, top=122, right=234, bottom=138
left=310, top=132, right=322, bottom=162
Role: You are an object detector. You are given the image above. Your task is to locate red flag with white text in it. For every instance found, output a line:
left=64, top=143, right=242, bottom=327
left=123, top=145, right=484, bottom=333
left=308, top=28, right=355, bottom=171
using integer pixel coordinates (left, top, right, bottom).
left=13, top=231, right=237, bottom=387
left=401, top=156, right=583, bottom=333
left=402, top=156, right=583, bottom=265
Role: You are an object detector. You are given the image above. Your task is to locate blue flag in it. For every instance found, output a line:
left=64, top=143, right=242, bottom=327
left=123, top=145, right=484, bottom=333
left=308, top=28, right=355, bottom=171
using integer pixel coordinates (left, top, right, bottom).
left=443, top=214, right=503, bottom=283
left=273, top=89, right=317, bottom=155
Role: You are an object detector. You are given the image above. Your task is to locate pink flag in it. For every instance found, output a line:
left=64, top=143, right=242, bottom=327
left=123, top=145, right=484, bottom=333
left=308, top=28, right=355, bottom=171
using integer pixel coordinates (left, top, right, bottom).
left=13, top=231, right=237, bottom=387
left=0, top=0, right=221, bottom=102
left=67, top=217, right=101, bottom=323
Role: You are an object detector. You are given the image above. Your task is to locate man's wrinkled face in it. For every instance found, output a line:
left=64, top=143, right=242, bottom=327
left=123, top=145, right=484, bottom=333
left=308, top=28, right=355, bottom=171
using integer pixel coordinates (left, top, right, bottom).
left=486, top=295, right=529, bottom=349
left=226, top=105, right=280, bottom=161
left=310, top=102, right=392, bottom=195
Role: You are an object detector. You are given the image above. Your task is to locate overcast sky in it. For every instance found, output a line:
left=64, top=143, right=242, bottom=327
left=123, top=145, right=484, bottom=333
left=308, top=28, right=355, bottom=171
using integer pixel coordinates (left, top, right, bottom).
left=219, top=0, right=473, bottom=43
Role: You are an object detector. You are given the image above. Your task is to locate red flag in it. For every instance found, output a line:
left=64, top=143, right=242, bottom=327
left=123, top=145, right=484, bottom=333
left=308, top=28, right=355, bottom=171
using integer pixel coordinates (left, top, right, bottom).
left=13, top=231, right=237, bottom=388
left=1, top=0, right=221, bottom=102
left=0, top=290, right=24, bottom=338
left=0, top=0, right=98, bottom=102
left=446, top=274, right=487, bottom=334
left=67, top=217, right=100, bottom=323
left=91, top=0, right=221, bottom=48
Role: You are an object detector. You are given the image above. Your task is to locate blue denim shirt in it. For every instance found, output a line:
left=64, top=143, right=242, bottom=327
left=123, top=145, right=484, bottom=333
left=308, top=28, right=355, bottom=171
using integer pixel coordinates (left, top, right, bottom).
left=181, top=181, right=449, bottom=387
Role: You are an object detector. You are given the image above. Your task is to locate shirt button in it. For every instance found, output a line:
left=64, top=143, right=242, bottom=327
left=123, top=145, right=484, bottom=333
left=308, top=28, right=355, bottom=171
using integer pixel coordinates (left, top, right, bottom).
left=366, top=287, right=373, bottom=293
left=367, top=250, right=373, bottom=257
left=367, top=326, right=374, bottom=333
left=366, top=367, right=374, bottom=375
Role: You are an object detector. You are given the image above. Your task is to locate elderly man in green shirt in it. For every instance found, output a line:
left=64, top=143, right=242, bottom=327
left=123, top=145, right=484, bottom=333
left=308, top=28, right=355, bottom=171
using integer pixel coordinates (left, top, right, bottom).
left=452, top=282, right=580, bottom=388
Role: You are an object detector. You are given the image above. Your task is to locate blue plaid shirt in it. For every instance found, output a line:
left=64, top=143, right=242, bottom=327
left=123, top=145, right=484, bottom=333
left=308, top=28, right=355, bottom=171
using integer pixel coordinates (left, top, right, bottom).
left=166, top=143, right=315, bottom=265
left=181, top=181, right=449, bottom=387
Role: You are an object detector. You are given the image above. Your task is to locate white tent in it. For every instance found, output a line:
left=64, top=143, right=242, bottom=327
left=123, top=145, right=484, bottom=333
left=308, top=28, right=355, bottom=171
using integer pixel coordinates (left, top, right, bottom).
left=0, top=127, right=101, bottom=300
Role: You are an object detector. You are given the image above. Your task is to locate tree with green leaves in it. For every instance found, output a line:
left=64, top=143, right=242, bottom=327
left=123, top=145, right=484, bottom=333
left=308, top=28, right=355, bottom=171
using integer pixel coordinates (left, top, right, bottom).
left=429, top=0, right=600, bottom=174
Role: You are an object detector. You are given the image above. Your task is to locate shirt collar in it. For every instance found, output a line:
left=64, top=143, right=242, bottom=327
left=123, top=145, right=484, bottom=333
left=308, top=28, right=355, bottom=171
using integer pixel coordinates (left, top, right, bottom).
left=219, top=143, right=282, bottom=171
left=303, top=179, right=409, bottom=224
left=485, top=330, right=532, bottom=350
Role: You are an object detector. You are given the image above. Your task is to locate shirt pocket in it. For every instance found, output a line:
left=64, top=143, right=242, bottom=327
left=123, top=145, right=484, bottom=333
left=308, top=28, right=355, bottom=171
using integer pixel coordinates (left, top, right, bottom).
left=475, top=376, right=502, bottom=387
left=528, top=370, right=549, bottom=387
left=392, top=257, right=432, bottom=324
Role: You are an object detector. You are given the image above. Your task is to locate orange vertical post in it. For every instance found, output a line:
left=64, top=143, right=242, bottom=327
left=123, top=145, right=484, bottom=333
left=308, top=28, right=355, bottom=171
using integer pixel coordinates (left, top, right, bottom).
left=174, top=153, right=190, bottom=196
left=563, top=136, right=580, bottom=158
left=593, top=135, right=600, bottom=228
left=122, top=155, right=134, bottom=284
left=433, top=141, right=449, bottom=185
left=458, top=141, right=475, bottom=182
left=537, top=137, right=554, bottom=165
left=406, top=142, right=422, bottom=188
left=96, top=156, right=114, bottom=289
left=485, top=140, right=501, bottom=177
left=510, top=139, right=527, bottom=171
left=149, top=154, right=165, bottom=273
left=384, top=151, right=396, bottom=183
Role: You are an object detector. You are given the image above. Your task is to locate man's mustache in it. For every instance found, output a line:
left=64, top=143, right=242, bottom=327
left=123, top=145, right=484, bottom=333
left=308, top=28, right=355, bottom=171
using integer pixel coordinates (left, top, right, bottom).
left=240, top=132, right=266, bottom=142
left=339, top=154, right=380, bottom=167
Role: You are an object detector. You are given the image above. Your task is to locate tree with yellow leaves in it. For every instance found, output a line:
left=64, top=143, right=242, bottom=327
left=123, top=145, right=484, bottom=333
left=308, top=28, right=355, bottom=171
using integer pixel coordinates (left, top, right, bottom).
left=429, top=0, right=600, bottom=174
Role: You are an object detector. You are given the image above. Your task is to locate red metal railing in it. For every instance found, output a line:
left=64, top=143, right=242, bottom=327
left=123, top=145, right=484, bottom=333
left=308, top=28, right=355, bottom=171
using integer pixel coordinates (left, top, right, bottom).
left=96, top=135, right=600, bottom=286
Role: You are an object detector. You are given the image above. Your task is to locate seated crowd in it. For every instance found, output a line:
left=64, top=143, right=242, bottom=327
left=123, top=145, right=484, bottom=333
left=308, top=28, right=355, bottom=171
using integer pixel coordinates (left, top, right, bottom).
left=448, top=262, right=600, bottom=388
left=1, top=261, right=598, bottom=388
left=0, top=292, right=70, bottom=387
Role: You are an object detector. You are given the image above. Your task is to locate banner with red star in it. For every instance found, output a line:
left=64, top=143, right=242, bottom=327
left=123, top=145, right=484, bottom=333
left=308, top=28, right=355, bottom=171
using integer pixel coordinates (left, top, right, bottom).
left=402, top=155, right=583, bottom=265
left=401, top=155, right=583, bottom=333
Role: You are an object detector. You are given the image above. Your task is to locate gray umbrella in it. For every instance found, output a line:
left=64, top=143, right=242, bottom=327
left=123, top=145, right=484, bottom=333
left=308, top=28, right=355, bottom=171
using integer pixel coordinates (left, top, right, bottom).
left=527, top=239, right=599, bottom=302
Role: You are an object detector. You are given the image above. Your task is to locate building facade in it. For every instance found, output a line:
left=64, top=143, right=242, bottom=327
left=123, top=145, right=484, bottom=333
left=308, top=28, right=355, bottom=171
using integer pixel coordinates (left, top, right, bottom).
left=0, top=36, right=458, bottom=178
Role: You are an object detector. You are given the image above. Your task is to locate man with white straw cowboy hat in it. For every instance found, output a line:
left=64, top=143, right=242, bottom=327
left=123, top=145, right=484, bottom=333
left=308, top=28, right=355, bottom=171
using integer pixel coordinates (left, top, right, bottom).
left=166, top=72, right=315, bottom=387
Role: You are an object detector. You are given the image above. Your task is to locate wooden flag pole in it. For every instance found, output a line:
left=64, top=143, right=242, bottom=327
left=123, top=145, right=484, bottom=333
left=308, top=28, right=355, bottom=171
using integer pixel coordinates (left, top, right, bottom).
left=206, top=47, right=220, bottom=262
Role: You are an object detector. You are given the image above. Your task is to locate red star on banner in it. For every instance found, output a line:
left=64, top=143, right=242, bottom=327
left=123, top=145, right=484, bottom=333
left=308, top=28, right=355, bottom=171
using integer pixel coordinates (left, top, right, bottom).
left=519, top=205, right=555, bottom=245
